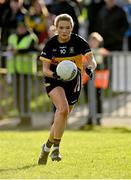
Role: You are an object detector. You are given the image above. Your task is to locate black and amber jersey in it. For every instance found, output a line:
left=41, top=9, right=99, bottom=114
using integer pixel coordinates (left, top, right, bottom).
left=40, top=33, right=91, bottom=71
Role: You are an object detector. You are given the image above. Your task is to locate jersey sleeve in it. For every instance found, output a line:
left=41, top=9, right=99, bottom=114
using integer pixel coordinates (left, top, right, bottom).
left=39, top=40, right=53, bottom=62
left=78, top=36, right=91, bottom=55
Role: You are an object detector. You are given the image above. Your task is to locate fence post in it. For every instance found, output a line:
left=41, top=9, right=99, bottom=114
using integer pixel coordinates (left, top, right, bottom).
left=88, top=78, right=97, bottom=124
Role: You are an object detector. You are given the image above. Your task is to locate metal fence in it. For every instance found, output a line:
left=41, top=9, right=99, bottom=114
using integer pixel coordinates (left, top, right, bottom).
left=0, top=51, right=131, bottom=121
left=82, top=51, right=131, bottom=120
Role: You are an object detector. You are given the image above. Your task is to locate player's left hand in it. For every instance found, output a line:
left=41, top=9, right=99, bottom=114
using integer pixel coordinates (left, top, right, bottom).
left=52, top=71, right=61, bottom=80
left=52, top=71, right=65, bottom=81
left=85, top=68, right=94, bottom=80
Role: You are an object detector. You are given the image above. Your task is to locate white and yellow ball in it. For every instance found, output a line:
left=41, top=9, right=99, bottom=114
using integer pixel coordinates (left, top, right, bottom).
left=56, top=60, right=78, bottom=81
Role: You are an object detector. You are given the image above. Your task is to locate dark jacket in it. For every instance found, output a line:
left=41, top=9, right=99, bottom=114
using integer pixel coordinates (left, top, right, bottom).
left=95, top=5, right=129, bottom=50
left=1, top=7, right=25, bottom=49
left=87, top=0, right=105, bottom=34
left=49, top=1, right=79, bottom=34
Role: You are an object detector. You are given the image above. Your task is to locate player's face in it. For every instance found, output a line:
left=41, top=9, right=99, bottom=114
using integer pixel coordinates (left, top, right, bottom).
left=56, top=20, right=73, bottom=43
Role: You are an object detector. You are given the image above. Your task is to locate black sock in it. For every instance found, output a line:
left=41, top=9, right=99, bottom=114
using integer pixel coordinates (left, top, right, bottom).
left=54, top=138, right=61, bottom=147
left=45, top=139, right=53, bottom=148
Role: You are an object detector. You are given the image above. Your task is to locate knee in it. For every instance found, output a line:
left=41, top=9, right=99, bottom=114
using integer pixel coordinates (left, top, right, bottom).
left=57, top=105, right=69, bottom=118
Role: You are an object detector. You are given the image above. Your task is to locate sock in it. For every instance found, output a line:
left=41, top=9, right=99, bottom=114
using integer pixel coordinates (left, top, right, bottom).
left=53, top=138, right=61, bottom=147
left=45, top=139, right=53, bottom=148
left=43, top=144, right=50, bottom=152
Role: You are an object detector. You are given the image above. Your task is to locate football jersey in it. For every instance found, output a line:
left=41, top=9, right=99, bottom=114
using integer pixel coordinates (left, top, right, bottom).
left=40, top=33, right=91, bottom=71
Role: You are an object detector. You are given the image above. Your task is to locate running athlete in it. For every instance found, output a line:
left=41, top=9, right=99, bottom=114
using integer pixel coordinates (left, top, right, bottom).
left=38, top=13, right=97, bottom=165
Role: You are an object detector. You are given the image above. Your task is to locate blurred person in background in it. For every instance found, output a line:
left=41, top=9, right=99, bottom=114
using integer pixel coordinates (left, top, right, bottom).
left=49, top=0, right=80, bottom=34
left=82, top=32, right=109, bottom=126
left=94, top=0, right=129, bottom=91
left=44, top=0, right=53, bottom=12
left=85, top=0, right=105, bottom=35
left=23, top=0, right=32, bottom=10
left=95, top=0, right=128, bottom=51
left=71, top=0, right=82, bottom=13
left=0, top=0, right=26, bottom=70
left=123, top=0, right=131, bottom=50
left=1, top=0, right=27, bottom=50
left=0, top=0, right=10, bottom=27
left=25, top=0, right=52, bottom=49
left=6, top=21, right=38, bottom=126
left=0, top=0, right=10, bottom=50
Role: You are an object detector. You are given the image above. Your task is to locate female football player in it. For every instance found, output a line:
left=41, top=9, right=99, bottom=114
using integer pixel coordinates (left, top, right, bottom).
left=38, top=13, right=97, bottom=165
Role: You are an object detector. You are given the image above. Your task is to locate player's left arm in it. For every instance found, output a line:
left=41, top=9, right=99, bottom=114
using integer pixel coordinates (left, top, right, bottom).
left=84, top=51, right=97, bottom=70
left=83, top=51, right=97, bottom=79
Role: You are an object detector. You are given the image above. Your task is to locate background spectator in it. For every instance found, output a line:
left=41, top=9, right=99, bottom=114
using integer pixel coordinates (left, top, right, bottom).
left=0, top=0, right=10, bottom=49
left=123, top=1, right=131, bottom=50
left=49, top=0, right=80, bottom=34
left=23, top=0, right=33, bottom=10
left=95, top=0, right=128, bottom=51
left=1, top=0, right=26, bottom=50
left=6, top=21, right=38, bottom=126
left=0, top=0, right=10, bottom=28
left=44, top=0, right=53, bottom=12
left=82, top=32, right=109, bottom=126
left=85, top=0, right=105, bottom=35
left=25, top=0, right=50, bottom=47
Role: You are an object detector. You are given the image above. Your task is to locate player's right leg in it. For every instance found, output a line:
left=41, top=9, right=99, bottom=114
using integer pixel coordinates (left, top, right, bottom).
left=50, top=146, right=62, bottom=161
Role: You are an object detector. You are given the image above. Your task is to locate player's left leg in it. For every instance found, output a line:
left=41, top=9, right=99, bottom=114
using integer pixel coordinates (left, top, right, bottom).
left=50, top=73, right=81, bottom=162
left=38, top=143, right=51, bottom=165
left=49, top=86, right=70, bottom=161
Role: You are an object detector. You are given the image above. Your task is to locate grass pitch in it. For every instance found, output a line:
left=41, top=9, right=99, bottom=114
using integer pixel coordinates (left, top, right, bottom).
left=0, top=127, right=131, bottom=179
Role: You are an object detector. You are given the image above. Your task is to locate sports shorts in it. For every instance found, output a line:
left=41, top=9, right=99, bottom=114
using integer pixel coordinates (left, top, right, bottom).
left=44, top=72, right=81, bottom=105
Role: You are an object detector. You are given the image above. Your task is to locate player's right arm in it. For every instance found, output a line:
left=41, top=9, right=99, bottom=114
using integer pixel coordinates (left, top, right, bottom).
left=39, top=56, right=53, bottom=77
left=39, top=56, right=60, bottom=79
left=39, top=38, right=55, bottom=78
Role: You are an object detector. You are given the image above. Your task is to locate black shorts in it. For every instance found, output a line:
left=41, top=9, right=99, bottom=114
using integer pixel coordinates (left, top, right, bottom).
left=44, top=73, right=81, bottom=105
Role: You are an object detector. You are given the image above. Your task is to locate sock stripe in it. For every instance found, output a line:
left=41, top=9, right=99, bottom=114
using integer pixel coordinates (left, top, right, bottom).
left=46, top=139, right=53, bottom=148
left=54, top=138, right=61, bottom=147
left=54, top=138, right=61, bottom=142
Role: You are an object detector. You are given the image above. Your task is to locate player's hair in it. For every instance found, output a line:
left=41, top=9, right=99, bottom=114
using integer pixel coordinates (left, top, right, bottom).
left=54, top=14, right=74, bottom=28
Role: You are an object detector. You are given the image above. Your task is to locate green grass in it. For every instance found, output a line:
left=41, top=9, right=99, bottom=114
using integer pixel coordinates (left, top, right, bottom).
left=0, top=127, right=131, bottom=179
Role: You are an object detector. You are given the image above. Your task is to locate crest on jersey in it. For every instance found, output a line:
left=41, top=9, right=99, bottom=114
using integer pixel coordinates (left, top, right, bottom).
left=69, top=47, right=74, bottom=54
